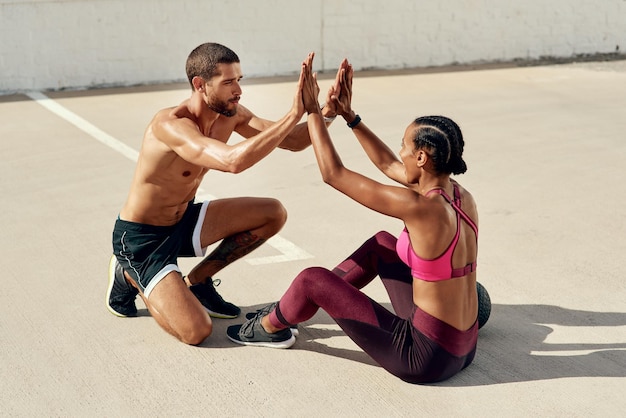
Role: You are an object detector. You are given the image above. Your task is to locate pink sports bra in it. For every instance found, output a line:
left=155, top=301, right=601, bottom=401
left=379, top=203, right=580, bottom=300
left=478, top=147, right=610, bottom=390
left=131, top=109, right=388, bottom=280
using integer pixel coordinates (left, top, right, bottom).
left=396, top=183, right=478, bottom=281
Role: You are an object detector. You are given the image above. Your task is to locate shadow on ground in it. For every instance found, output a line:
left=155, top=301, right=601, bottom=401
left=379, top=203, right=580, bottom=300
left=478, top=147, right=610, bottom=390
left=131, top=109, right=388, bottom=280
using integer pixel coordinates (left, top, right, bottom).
left=447, top=304, right=626, bottom=386
left=203, top=302, right=626, bottom=386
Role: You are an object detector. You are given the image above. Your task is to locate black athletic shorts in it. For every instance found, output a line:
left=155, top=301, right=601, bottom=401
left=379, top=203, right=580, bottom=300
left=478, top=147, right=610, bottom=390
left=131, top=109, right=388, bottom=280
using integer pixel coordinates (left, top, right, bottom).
left=111, top=200, right=209, bottom=297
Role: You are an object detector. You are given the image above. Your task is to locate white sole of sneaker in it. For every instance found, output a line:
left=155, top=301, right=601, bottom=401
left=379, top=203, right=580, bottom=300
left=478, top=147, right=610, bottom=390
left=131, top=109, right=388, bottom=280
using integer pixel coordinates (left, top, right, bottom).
left=226, top=325, right=296, bottom=349
left=227, top=334, right=296, bottom=349
left=106, top=254, right=130, bottom=318
left=204, top=308, right=239, bottom=319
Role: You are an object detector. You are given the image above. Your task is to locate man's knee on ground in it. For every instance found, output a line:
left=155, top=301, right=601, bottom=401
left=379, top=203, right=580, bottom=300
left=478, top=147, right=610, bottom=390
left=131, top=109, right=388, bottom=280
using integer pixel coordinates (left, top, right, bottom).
left=179, top=321, right=213, bottom=346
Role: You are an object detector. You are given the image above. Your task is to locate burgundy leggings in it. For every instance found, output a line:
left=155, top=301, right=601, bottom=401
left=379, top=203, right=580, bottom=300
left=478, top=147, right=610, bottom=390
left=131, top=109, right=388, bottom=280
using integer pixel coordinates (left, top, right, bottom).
left=268, top=231, right=478, bottom=384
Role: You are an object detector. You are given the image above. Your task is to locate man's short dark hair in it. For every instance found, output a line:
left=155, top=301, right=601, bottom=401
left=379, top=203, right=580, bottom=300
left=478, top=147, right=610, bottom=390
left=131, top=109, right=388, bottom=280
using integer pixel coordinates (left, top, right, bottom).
left=186, top=43, right=240, bottom=87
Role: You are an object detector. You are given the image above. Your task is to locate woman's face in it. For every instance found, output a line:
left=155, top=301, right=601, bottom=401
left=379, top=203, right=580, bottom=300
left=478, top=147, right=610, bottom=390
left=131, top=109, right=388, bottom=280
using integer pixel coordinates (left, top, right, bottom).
left=400, top=124, right=420, bottom=183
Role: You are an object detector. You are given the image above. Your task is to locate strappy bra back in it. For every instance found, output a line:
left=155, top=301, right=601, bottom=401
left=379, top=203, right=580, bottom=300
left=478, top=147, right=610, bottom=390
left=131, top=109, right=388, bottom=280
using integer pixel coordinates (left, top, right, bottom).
left=396, top=183, right=478, bottom=281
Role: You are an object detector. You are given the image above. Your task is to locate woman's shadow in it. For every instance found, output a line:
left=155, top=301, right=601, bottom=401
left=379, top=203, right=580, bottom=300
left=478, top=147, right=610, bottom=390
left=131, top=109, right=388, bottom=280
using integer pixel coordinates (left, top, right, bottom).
left=207, top=302, right=626, bottom=386
left=446, top=303, right=626, bottom=386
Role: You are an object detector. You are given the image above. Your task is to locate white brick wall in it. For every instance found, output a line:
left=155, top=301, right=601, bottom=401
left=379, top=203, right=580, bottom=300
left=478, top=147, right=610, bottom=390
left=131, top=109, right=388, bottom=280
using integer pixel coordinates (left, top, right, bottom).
left=1, top=0, right=625, bottom=93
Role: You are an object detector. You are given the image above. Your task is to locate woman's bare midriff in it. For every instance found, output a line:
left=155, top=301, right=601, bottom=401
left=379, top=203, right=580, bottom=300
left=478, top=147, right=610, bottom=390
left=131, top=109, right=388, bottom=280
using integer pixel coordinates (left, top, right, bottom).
left=412, top=275, right=478, bottom=331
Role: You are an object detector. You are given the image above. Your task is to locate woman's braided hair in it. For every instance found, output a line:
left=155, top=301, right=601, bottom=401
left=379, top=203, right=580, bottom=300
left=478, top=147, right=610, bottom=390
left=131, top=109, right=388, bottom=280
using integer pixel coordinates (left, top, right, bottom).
left=412, top=116, right=467, bottom=175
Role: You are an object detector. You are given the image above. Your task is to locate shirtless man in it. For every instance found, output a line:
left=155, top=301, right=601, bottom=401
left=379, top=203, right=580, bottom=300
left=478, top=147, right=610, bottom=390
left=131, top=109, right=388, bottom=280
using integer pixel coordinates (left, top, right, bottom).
left=106, top=43, right=341, bottom=345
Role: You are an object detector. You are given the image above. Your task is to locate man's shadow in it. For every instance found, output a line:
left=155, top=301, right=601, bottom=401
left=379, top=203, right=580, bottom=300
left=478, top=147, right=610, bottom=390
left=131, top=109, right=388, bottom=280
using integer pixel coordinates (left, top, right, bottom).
left=206, top=303, right=626, bottom=386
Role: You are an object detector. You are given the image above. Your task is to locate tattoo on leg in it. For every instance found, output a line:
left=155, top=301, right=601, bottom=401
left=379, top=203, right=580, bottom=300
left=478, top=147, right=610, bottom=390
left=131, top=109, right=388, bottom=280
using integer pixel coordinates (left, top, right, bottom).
left=218, top=231, right=266, bottom=263
left=193, top=231, right=266, bottom=279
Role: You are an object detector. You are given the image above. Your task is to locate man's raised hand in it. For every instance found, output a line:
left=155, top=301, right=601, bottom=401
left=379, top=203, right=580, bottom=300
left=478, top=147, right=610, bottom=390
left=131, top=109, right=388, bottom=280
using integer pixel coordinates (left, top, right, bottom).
left=302, top=52, right=321, bottom=115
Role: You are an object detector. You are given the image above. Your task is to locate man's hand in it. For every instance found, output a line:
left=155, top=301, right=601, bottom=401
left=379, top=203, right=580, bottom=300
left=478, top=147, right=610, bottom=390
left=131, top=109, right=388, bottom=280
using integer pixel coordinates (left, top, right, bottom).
left=302, top=52, right=321, bottom=115
left=291, top=56, right=307, bottom=119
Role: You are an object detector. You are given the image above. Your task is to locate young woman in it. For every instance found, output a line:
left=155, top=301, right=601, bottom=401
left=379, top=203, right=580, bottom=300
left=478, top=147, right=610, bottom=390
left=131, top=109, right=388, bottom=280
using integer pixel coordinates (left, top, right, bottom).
left=228, top=54, right=487, bottom=384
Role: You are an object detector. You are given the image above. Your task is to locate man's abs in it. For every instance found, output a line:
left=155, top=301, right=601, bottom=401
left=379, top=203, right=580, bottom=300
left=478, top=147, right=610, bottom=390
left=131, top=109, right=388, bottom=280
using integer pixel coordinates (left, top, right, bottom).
left=120, top=181, right=200, bottom=226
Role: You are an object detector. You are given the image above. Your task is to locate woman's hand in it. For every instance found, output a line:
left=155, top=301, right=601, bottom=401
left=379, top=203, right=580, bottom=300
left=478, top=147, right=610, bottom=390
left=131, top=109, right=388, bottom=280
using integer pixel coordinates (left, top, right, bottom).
left=330, top=61, right=354, bottom=120
left=321, top=59, right=348, bottom=118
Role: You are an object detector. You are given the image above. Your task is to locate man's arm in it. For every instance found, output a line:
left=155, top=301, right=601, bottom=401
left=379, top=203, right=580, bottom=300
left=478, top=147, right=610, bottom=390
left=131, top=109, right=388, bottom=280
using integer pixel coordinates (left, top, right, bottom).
left=279, top=105, right=338, bottom=151
left=156, top=71, right=305, bottom=173
left=236, top=104, right=336, bottom=152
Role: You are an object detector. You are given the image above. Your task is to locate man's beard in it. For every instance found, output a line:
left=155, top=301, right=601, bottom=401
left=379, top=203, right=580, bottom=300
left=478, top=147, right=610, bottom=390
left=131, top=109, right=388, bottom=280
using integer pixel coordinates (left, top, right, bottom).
left=207, top=96, right=237, bottom=117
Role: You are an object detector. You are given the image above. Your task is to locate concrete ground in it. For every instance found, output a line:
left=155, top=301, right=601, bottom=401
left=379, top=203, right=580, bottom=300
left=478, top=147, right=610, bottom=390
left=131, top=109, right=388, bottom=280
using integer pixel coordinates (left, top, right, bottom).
left=1, top=59, right=625, bottom=417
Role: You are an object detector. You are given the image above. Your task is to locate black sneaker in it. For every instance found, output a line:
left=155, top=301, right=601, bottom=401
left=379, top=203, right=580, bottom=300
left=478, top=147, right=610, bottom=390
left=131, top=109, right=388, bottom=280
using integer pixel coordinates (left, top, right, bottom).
left=245, top=302, right=299, bottom=336
left=477, top=282, right=491, bottom=329
left=106, top=255, right=138, bottom=317
left=226, top=313, right=295, bottom=349
left=189, top=279, right=241, bottom=319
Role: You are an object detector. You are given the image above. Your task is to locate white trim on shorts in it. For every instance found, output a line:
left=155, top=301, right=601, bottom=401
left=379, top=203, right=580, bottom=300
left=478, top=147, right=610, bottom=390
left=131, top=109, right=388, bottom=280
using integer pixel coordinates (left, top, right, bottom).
left=144, top=264, right=181, bottom=298
left=192, top=200, right=210, bottom=257
left=139, top=199, right=210, bottom=298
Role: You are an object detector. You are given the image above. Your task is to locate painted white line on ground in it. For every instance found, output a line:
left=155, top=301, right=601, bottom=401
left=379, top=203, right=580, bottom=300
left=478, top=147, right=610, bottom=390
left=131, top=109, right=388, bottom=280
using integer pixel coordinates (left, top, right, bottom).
left=529, top=324, right=626, bottom=355
left=27, top=91, right=140, bottom=162
left=530, top=348, right=626, bottom=356
left=28, top=91, right=313, bottom=264
left=247, top=235, right=314, bottom=265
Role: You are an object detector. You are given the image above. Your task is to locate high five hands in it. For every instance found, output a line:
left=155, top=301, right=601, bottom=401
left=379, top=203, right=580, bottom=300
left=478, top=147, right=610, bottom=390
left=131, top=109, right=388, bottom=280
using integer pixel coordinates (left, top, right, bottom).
left=300, top=53, right=353, bottom=119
